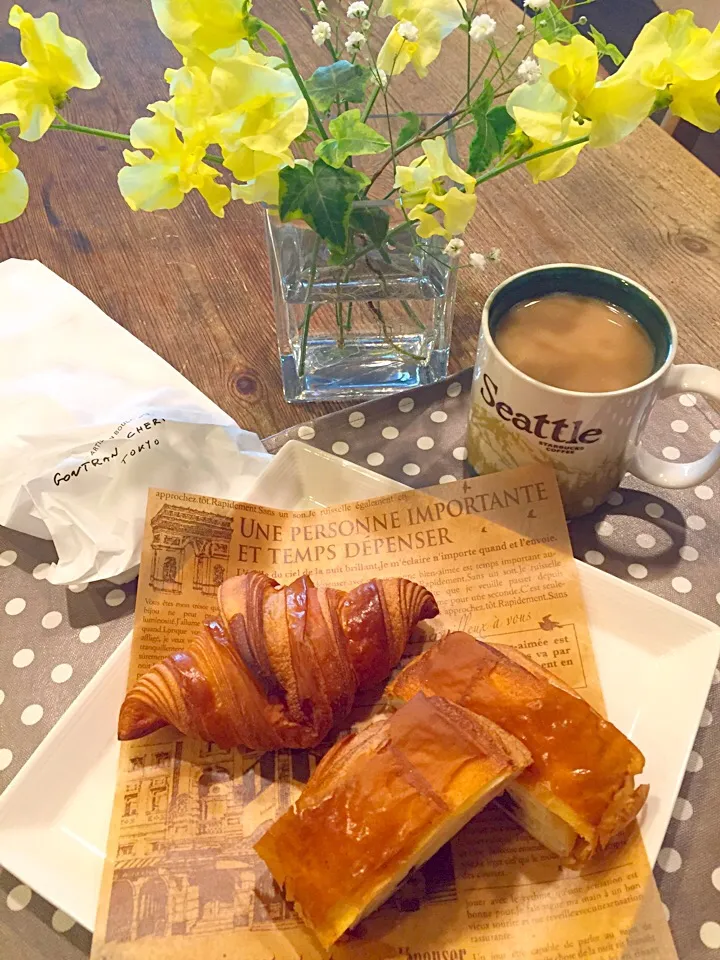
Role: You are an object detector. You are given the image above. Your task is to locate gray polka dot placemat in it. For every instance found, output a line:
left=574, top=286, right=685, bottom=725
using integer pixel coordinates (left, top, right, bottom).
left=0, top=527, right=134, bottom=958
left=2, top=368, right=720, bottom=959
left=267, top=367, right=720, bottom=959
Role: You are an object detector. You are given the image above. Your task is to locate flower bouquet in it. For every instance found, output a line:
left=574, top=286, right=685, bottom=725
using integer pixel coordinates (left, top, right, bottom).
left=1, top=1, right=718, bottom=400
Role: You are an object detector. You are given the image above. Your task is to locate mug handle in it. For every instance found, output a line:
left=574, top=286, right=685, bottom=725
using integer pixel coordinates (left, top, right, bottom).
left=628, top=364, right=720, bottom=488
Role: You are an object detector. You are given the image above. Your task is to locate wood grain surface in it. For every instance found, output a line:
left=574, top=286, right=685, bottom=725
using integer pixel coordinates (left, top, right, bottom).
left=1, top=0, right=719, bottom=437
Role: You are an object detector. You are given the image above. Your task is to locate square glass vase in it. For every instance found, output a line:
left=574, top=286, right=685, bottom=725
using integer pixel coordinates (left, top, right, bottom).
left=266, top=207, right=457, bottom=403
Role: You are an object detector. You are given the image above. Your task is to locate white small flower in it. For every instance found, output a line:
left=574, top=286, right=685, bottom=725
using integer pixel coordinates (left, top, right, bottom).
left=374, top=66, right=388, bottom=88
left=524, top=0, right=550, bottom=9
left=469, top=252, right=487, bottom=270
left=345, top=29, right=367, bottom=50
left=517, top=55, right=542, bottom=84
left=516, top=22, right=526, bottom=34
left=347, top=1, right=369, bottom=18
left=444, top=238, right=465, bottom=257
left=397, top=20, right=419, bottom=43
left=487, top=247, right=502, bottom=262
left=469, top=14, right=497, bottom=42
left=362, top=17, right=372, bottom=30
left=317, top=0, right=328, bottom=12
left=312, top=20, right=332, bottom=45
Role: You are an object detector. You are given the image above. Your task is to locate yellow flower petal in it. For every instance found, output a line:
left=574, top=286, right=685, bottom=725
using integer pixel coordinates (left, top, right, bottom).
left=379, top=0, right=465, bottom=39
left=430, top=185, right=477, bottom=236
left=117, top=162, right=185, bottom=213
left=231, top=169, right=281, bottom=206
left=507, top=77, right=573, bottom=144
left=422, top=136, right=476, bottom=190
left=582, top=71, right=657, bottom=147
left=535, top=34, right=598, bottom=104
left=377, top=9, right=443, bottom=78
left=409, top=207, right=447, bottom=239
left=0, top=166, right=29, bottom=223
left=151, top=0, right=255, bottom=58
left=669, top=73, right=720, bottom=132
left=0, top=73, right=55, bottom=142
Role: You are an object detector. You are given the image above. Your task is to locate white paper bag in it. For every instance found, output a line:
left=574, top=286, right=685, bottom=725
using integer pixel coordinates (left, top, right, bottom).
left=0, top=259, right=271, bottom=584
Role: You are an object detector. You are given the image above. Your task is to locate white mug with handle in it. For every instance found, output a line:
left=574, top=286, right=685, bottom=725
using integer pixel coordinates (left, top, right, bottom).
left=468, top=264, right=720, bottom=518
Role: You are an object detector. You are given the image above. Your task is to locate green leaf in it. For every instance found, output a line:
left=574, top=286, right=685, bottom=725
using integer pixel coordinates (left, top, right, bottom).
left=278, top=159, right=370, bottom=249
left=305, top=61, right=370, bottom=112
left=588, top=24, right=625, bottom=66
left=468, top=83, right=515, bottom=176
left=397, top=110, right=423, bottom=149
left=349, top=205, right=390, bottom=246
left=315, top=109, right=390, bottom=168
left=533, top=2, right=579, bottom=42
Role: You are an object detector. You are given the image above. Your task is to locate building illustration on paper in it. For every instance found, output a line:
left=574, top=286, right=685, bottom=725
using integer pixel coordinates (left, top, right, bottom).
left=148, top=504, right=232, bottom=596
left=104, top=735, right=458, bottom=944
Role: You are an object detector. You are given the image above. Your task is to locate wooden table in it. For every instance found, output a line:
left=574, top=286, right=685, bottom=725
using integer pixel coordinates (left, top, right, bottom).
left=1, top=0, right=719, bottom=439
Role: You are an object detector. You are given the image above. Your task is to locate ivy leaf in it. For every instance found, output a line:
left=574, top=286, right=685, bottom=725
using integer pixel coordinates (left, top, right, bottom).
left=306, top=61, right=370, bottom=112
left=278, top=159, right=370, bottom=249
left=468, top=105, right=516, bottom=175
left=533, top=2, right=579, bottom=42
left=588, top=24, right=625, bottom=66
left=397, top=110, right=422, bottom=149
left=315, top=109, right=390, bottom=168
left=349, top=205, right=390, bottom=246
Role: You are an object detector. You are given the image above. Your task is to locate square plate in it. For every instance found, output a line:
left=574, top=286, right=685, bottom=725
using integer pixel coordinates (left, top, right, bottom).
left=1, top=440, right=718, bottom=931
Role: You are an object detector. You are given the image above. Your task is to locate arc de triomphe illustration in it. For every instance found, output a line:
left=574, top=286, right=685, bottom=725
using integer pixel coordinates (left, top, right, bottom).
left=149, top=504, right=233, bottom=595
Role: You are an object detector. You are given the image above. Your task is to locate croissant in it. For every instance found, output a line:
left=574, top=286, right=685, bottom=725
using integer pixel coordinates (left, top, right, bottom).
left=118, top=572, right=438, bottom=750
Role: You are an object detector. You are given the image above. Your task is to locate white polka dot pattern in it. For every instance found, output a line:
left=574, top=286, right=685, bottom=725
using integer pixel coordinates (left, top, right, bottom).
left=658, top=847, right=682, bottom=872
left=5, top=598, right=25, bottom=616
left=6, top=884, right=32, bottom=911
left=41, top=611, right=62, bottom=630
left=382, top=426, right=399, bottom=440
left=51, top=909, right=76, bottom=933
left=349, top=411, right=366, bottom=427
left=0, top=550, right=17, bottom=567
left=332, top=441, right=349, bottom=456
left=105, top=588, right=126, bottom=607
left=584, top=550, right=604, bottom=566
left=297, top=425, right=315, bottom=441
left=700, top=922, right=720, bottom=949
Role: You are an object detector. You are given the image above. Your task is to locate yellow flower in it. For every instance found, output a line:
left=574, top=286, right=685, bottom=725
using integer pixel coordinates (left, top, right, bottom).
left=117, top=108, right=230, bottom=217
left=535, top=35, right=598, bottom=106
left=607, top=10, right=720, bottom=133
left=0, top=5, right=100, bottom=142
left=0, top=138, right=29, bottom=222
left=151, top=0, right=256, bottom=59
left=209, top=41, right=307, bottom=189
left=377, top=0, right=464, bottom=77
left=507, top=74, right=590, bottom=181
left=395, top=137, right=476, bottom=238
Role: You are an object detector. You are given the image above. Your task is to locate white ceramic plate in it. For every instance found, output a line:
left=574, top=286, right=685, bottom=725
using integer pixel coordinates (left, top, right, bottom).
left=1, top=439, right=718, bottom=931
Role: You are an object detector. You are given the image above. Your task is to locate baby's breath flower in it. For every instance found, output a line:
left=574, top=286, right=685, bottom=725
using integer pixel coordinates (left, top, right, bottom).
left=362, top=17, right=372, bottom=31
left=345, top=29, right=367, bottom=50
left=397, top=20, right=419, bottom=43
left=317, top=0, right=328, bottom=12
left=517, top=56, right=542, bottom=84
left=374, top=66, right=388, bottom=88
left=469, top=252, right=487, bottom=270
left=524, top=0, right=550, bottom=9
left=516, top=23, right=526, bottom=34
left=312, top=20, right=332, bottom=45
left=347, top=1, right=369, bottom=18
left=487, top=247, right=502, bottom=262
left=469, top=14, right=496, bottom=42
left=444, top=238, right=465, bottom=257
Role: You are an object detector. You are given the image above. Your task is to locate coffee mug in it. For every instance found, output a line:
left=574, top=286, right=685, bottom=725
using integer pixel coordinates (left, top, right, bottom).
left=467, top=264, right=720, bottom=518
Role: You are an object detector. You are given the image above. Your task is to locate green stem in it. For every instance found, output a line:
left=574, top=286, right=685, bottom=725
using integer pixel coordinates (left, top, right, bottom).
left=475, top=135, right=591, bottom=185
left=51, top=119, right=131, bottom=143
left=361, top=84, right=381, bottom=122
left=298, top=235, right=322, bottom=377
left=257, top=20, right=329, bottom=139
